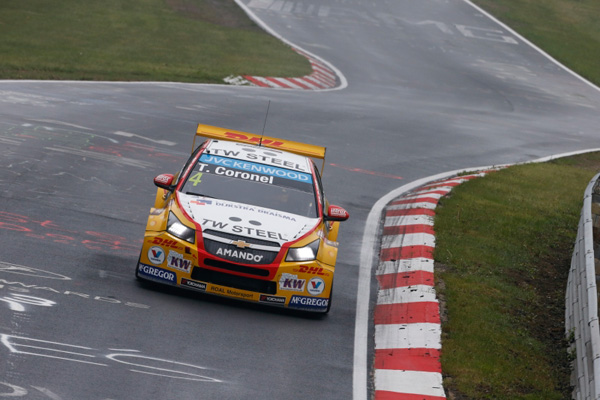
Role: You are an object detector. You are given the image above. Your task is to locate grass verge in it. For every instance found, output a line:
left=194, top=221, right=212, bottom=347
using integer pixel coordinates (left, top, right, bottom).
left=2, top=0, right=600, bottom=85
left=473, top=0, right=600, bottom=86
left=0, top=0, right=310, bottom=82
left=434, top=152, right=600, bottom=399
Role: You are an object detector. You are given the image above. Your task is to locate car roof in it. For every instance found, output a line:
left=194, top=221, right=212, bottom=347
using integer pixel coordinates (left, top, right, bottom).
left=204, top=140, right=313, bottom=174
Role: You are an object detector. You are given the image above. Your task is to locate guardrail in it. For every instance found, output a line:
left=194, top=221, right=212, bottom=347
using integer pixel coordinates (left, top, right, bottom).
left=566, top=172, right=600, bottom=400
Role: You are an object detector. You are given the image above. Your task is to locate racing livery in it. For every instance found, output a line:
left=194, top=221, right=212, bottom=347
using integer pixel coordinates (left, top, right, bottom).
left=136, top=124, right=349, bottom=313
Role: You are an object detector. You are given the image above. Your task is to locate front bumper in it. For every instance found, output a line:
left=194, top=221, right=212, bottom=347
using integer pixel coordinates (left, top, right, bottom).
left=137, top=233, right=334, bottom=313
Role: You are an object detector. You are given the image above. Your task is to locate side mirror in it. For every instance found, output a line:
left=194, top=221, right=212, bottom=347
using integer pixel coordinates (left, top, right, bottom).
left=154, top=174, right=175, bottom=190
left=325, top=205, right=349, bottom=222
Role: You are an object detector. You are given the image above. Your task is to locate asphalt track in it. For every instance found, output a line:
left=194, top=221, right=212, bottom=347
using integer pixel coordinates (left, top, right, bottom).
left=1, top=0, right=600, bottom=399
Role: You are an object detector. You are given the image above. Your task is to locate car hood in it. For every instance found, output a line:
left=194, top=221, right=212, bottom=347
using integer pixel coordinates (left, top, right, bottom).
left=178, top=193, right=320, bottom=246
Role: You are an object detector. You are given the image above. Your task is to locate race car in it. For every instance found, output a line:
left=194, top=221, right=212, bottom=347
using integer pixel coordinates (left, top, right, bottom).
left=136, top=123, right=349, bottom=313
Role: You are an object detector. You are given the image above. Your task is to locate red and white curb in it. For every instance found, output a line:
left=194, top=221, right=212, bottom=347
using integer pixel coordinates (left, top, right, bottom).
left=373, top=173, right=488, bottom=400
left=224, top=48, right=338, bottom=90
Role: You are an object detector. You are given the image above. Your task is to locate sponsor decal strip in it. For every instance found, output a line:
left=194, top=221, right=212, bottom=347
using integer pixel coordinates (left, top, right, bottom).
left=199, top=154, right=313, bottom=183
left=373, top=174, right=488, bottom=400
left=260, top=294, right=286, bottom=305
left=137, top=264, right=177, bottom=284
left=288, top=295, right=328, bottom=311
left=181, top=278, right=207, bottom=292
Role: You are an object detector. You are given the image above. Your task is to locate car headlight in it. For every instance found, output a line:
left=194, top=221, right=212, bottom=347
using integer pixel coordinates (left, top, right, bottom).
left=167, top=212, right=195, bottom=244
left=286, top=239, right=320, bottom=262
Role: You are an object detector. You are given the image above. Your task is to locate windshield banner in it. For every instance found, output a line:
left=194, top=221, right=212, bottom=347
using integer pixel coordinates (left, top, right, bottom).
left=199, top=155, right=313, bottom=184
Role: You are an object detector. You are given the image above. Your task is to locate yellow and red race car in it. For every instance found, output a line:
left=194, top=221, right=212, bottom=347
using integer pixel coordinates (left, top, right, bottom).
left=136, top=124, right=349, bottom=313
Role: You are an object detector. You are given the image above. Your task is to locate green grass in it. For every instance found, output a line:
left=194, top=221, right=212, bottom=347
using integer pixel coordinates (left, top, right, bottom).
left=2, top=0, right=600, bottom=85
left=0, top=0, right=311, bottom=82
left=473, top=0, right=600, bottom=86
left=434, top=152, right=600, bottom=399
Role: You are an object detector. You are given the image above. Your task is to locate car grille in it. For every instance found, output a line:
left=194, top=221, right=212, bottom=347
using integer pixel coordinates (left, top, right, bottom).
left=202, top=230, right=280, bottom=265
left=203, top=258, right=270, bottom=277
left=191, top=266, right=276, bottom=294
left=203, top=239, right=278, bottom=265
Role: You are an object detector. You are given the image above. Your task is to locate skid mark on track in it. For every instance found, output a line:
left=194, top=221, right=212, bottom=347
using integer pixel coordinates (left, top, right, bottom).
left=0, top=211, right=142, bottom=255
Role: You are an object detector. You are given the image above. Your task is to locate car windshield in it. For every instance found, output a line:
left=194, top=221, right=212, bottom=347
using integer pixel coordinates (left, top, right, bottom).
left=181, top=154, right=318, bottom=218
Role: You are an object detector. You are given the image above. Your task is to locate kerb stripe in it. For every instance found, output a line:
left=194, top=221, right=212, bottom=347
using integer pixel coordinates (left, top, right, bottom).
left=374, top=302, right=440, bottom=324
left=374, top=348, right=442, bottom=372
left=376, top=270, right=435, bottom=289
left=374, top=369, right=444, bottom=397
left=380, top=245, right=434, bottom=261
left=386, top=208, right=435, bottom=217
left=375, top=391, right=446, bottom=400
left=382, top=224, right=435, bottom=236
left=390, top=197, right=439, bottom=206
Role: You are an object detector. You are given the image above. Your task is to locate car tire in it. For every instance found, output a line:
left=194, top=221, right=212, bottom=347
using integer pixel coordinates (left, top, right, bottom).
left=325, top=281, right=333, bottom=314
left=135, top=254, right=143, bottom=281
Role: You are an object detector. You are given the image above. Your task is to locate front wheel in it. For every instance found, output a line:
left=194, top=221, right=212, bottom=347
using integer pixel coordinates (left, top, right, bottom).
left=135, top=253, right=143, bottom=280
left=324, top=280, right=334, bottom=314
